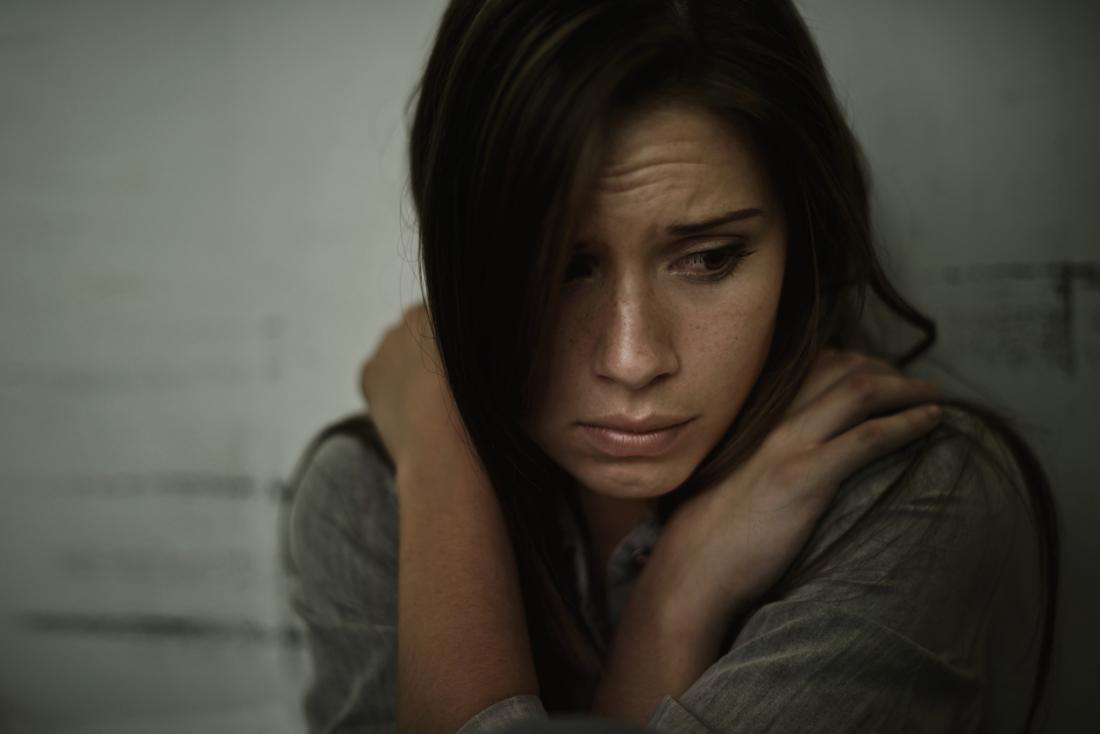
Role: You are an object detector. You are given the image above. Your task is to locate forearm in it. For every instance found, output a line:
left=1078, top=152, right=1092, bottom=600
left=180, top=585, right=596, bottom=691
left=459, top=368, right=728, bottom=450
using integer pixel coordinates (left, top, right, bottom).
left=591, top=542, right=733, bottom=726
left=396, top=430, right=538, bottom=733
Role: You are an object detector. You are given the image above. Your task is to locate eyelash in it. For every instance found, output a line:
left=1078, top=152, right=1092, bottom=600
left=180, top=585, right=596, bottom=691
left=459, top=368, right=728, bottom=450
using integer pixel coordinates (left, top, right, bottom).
left=563, top=242, right=755, bottom=284
left=675, top=242, right=755, bottom=281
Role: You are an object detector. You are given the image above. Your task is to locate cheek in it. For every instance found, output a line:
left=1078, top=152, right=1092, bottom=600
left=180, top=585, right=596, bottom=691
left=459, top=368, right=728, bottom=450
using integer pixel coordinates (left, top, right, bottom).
left=682, top=288, right=780, bottom=403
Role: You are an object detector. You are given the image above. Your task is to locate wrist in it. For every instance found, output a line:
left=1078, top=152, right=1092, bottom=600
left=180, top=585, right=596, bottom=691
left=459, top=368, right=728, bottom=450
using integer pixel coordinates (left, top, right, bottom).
left=645, top=523, right=751, bottom=634
left=593, top=545, right=731, bottom=723
left=392, top=395, right=474, bottom=471
left=641, top=542, right=737, bottom=651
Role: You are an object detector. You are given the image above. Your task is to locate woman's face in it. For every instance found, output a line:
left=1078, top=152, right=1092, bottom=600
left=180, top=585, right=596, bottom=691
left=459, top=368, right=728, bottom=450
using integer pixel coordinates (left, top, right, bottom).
left=523, top=100, right=787, bottom=501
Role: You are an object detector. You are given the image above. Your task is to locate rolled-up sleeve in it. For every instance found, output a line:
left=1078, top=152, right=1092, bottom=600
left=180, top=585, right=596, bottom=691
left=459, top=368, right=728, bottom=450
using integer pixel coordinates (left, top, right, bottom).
left=646, top=411, right=1043, bottom=733
left=455, top=694, right=550, bottom=734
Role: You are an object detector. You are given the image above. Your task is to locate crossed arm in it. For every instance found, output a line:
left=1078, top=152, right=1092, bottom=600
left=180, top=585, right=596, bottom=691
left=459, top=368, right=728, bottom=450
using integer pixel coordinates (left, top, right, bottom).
left=328, top=304, right=1040, bottom=732
left=394, top=415, right=718, bottom=733
left=290, top=406, right=1042, bottom=734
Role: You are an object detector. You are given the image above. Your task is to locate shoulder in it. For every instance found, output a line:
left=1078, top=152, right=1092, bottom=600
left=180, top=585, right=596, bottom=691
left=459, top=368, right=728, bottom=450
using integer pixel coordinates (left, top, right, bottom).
left=782, top=402, right=1046, bottom=649
left=284, top=414, right=401, bottom=728
left=285, top=413, right=399, bottom=594
left=288, top=413, right=396, bottom=516
left=648, top=405, right=1049, bottom=731
left=807, top=404, right=1038, bottom=560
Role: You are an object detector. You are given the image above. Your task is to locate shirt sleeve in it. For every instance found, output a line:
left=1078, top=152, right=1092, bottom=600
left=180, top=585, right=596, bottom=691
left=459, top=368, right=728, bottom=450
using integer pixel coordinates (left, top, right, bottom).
left=646, top=407, right=1045, bottom=733
left=286, top=417, right=400, bottom=733
left=454, top=694, right=550, bottom=734
left=286, top=415, right=552, bottom=734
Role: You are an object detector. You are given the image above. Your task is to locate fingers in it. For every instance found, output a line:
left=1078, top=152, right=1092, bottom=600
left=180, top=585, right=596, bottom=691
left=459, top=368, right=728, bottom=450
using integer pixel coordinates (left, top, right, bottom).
left=791, top=367, right=941, bottom=444
left=786, top=349, right=899, bottom=417
left=772, top=347, right=944, bottom=490
left=401, top=302, right=431, bottom=336
left=816, top=402, right=944, bottom=489
left=360, top=302, right=432, bottom=402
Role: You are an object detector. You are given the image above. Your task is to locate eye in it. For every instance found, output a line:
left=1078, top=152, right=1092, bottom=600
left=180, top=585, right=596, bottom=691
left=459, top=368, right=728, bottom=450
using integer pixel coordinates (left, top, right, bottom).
left=672, top=242, right=755, bottom=281
left=563, top=252, right=596, bottom=283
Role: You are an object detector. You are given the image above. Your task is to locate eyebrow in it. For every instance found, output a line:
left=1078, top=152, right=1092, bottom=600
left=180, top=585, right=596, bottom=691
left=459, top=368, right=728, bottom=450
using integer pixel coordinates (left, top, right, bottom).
left=666, top=208, right=764, bottom=236
left=573, top=207, right=766, bottom=251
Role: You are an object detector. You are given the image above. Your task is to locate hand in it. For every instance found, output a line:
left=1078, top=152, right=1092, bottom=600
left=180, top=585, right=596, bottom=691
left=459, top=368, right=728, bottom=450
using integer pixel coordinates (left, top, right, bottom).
left=652, top=349, right=944, bottom=626
left=359, top=303, right=466, bottom=468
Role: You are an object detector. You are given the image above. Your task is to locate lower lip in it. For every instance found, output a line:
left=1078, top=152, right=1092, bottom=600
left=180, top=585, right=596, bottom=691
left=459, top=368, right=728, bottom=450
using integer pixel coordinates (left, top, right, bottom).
left=579, top=420, right=693, bottom=458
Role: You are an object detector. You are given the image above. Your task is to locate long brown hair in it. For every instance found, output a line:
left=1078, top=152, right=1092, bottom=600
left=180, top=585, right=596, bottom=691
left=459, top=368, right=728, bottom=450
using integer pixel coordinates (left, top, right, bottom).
left=407, top=0, right=1058, bottom=728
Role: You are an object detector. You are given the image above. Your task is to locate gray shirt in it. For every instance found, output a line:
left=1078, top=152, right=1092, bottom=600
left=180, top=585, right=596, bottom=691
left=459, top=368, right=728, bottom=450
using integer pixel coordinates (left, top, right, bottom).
left=284, top=407, right=1044, bottom=733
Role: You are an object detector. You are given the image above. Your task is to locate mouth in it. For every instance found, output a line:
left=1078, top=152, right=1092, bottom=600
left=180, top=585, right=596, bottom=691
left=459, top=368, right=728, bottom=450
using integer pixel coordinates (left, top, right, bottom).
left=577, top=417, right=695, bottom=458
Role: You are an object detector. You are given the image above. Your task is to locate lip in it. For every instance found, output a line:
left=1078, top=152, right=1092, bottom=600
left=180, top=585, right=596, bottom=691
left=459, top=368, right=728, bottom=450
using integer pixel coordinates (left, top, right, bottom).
left=584, top=414, right=694, bottom=432
left=578, top=416, right=695, bottom=458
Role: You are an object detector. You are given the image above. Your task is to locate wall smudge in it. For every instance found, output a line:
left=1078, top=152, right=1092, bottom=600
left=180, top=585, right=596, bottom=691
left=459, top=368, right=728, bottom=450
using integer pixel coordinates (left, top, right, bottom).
left=921, top=260, right=1100, bottom=376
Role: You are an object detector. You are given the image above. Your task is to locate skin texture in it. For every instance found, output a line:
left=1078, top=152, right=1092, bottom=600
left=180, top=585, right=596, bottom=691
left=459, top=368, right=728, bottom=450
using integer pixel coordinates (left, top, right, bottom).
left=522, top=100, right=787, bottom=565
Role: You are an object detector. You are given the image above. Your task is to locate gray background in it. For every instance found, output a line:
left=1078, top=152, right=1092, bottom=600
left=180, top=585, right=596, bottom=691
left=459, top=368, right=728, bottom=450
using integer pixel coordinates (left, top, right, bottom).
left=1, top=1, right=1096, bottom=732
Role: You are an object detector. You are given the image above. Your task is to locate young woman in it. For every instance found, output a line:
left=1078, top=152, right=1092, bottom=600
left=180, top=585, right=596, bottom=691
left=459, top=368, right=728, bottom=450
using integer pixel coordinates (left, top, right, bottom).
left=284, top=1, right=1058, bottom=732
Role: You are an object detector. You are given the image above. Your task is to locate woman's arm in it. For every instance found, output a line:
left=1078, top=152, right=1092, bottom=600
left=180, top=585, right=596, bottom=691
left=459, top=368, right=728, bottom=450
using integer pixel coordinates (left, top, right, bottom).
left=360, top=305, right=541, bottom=734
left=652, top=408, right=1040, bottom=733
left=592, top=351, right=944, bottom=725
left=595, top=407, right=1043, bottom=733
left=395, top=413, right=539, bottom=733
left=590, top=540, right=732, bottom=725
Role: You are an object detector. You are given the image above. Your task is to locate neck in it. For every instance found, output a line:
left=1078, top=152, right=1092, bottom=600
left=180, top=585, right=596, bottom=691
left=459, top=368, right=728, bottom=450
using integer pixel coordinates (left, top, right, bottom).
left=575, top=488, right=654, bottom=569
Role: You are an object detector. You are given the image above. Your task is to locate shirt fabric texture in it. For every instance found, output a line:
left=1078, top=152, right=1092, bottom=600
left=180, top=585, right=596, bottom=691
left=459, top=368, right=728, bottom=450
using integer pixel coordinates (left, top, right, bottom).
left=283, top=406, right=1044, bottom=733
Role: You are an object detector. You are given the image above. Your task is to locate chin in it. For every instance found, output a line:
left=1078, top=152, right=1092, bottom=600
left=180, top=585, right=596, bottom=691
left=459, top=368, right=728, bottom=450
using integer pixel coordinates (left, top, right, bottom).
left=572, top=458, right=692, bottom=499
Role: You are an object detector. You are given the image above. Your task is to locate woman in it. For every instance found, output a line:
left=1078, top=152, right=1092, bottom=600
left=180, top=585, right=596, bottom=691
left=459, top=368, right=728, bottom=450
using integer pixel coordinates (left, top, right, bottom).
left=284, top=1, right=1058, bottom=732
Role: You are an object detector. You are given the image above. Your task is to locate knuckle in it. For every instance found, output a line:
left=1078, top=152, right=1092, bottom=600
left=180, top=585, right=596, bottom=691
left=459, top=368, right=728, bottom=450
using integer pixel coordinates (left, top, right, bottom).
left=767, top=422, right=795, bottom=452
left=917, top=377, right=942, bottom=396
left=769, top=454, right=807, bottom=490
left=846, top=372, right=878, bottom=405
left=863, top=358, right=895, bottom=377
left=813, top=348, right=845, bottom=373
left=843, top=350, right=870, bottom=369
left=857, top=420, right=884, bottom=446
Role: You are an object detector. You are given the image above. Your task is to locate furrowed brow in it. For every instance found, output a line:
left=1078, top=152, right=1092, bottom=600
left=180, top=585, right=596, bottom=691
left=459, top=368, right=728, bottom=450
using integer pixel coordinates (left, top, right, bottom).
left=665, top=208, right=764, bottom=236
left=571, top=207, right=765, bottom=251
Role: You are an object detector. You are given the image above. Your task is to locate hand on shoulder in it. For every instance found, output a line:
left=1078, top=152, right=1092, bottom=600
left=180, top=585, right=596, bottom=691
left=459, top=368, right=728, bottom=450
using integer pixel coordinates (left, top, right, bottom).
left=649, top=348, right=944, bottom=627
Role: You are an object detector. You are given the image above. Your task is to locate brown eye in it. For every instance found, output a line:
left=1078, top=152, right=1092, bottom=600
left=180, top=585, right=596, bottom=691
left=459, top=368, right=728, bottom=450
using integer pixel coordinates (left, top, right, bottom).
left=674, top=243, right=754, bottom=281
left=564, top=253, right=596, bottom=283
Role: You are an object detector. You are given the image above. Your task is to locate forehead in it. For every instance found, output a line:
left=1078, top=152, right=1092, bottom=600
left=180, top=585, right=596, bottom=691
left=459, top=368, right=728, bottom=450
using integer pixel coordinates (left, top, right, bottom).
left=579, top=101, right=771, bottom=232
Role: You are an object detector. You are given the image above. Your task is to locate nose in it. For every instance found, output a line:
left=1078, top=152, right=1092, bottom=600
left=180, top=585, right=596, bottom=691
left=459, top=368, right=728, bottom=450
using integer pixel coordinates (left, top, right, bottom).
left=592, top=280, right=679, bottom=390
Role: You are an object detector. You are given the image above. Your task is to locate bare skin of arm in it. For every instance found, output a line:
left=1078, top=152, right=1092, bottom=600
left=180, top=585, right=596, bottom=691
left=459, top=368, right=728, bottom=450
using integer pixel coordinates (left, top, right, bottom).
left=394, top=412, right=538, bottom=733
left=591, top=540, right=733, bottom=725
left=361, top=307, right=538, bottom=734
